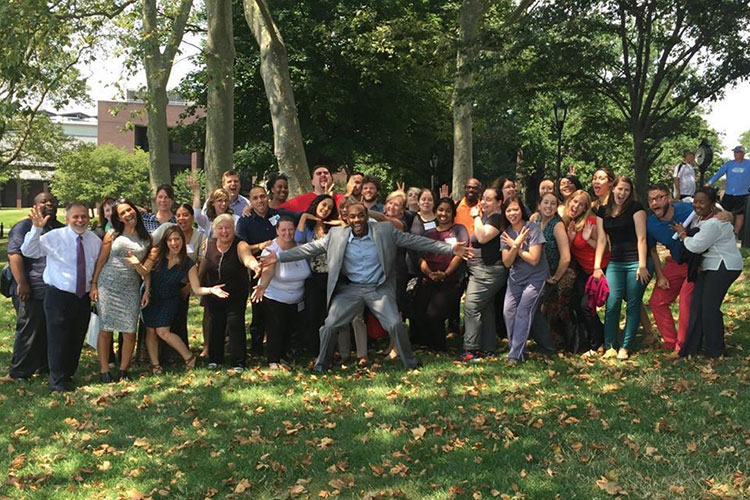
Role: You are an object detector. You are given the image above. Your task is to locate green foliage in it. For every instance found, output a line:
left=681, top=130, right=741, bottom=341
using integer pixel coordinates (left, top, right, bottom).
left=740, top=130, right=750, bottom=152
left=172, top=168, right=206, bottom=205
left=176, top=0, right=457, bottom=187
left=51, top=144, right=151, bottom=207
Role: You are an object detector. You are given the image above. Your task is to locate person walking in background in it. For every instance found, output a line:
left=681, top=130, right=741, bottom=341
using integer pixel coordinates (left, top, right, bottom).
left=674, top=187, right=743, bottom=358
left=412, top=197, right=469, bottom=351
left=673, top=150, right=696, bottom=200
left=594, top=176, right=650, bottom=360
left=143, top=226, right=226, bottom=374
left=21, top=203, right=102, bottom=392
left=501, top=196, right=549, bottom=363
left=460, top=187, right=507, bottom=362
left=141, top=184, right=176, bottom=233
left=200, top=214, right=260, bottom=372
left=90, top=199, right=152, bottom=382
left=7, top=193, right=63, bottom=380
left=707, top=145, right=750, bottom=236
left=252, top=216, right=312, bottom=369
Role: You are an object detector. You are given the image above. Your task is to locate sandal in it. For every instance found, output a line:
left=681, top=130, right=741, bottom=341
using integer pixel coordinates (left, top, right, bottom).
left=184, top=354, right=197, bottom=371
left=151, top=364, right=163, bottom=375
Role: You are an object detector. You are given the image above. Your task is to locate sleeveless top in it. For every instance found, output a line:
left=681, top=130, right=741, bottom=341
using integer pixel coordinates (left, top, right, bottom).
left=541, top=215, right=561, bottom=273
left=200, top=238, right=249, bottom=305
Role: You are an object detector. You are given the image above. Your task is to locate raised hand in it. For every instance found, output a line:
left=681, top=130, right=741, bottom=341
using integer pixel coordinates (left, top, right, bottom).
left=186, top=175, right=199, bottom=192
left=439, top=184, right=450, bottom=198
left=29, top=206, right=50, bottom=228
left=582, top=221, right=594, bottom=241
left=259, top=249, right=278, bottom=268
left=396, top=181, right=405, bottom=192
left=469, top=205, right=481, bottom=218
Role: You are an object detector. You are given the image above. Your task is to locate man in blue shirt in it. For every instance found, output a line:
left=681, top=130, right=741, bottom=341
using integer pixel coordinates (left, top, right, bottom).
left=707, top=145, right=750, bottom=235
left=646, top=184, right=696, bottom=353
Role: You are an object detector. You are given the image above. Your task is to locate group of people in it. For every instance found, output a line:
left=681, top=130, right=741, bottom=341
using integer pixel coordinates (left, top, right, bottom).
left=5, top=145, right=748, bottom=391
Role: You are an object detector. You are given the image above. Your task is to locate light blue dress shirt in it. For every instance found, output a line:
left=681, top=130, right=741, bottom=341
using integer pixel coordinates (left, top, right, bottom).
left=343, top=232, right=383, bottom=284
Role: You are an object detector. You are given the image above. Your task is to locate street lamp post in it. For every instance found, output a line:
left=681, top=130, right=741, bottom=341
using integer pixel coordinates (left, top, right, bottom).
left=429, top=153, right=438, bottom=193
left=553, top=98, right=568, bottom=181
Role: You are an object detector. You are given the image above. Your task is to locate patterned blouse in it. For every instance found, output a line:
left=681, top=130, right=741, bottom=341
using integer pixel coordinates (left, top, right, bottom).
left=541, top=214, right=561, bottom=273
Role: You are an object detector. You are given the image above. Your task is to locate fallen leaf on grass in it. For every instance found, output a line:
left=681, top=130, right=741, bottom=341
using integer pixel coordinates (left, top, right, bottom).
left=98, top=460, right=111, bottom=471
left=596, top=471, right=628, bottom=496
left=411, top=425, right=427, bottom=440
left=234, top=478, right=251, bottom=493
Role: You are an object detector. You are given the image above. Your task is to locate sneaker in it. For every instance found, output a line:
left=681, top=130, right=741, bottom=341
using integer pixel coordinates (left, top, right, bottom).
left=268, top=363, right=280, bottom=371
left=232, top=366, right=244, bottom=374
left=100, top=372, right=113, bottom=383
left=602, top=348, right=618, bottom=359
left=118, top=370, right=128, bottom=381
left=617, top=348, right=629, bottom=360
left=206, top=362, right=219, bottom=370
left=458, top=350, right=479, bottom=362
left=482, top=351, right=497, bottom=359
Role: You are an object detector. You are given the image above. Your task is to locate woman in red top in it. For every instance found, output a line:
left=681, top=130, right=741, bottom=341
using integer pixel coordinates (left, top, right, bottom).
left=563, top=190, right=609, bottom=355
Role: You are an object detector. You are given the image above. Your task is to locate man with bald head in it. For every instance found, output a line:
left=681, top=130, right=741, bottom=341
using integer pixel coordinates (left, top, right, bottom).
left=7, top=192, right=63, bottom=380
left=455, top=178, right=482, bottom=238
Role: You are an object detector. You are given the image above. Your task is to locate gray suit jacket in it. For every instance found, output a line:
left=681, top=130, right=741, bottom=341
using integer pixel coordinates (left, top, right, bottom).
left=279, top=221, right=454, bottom=306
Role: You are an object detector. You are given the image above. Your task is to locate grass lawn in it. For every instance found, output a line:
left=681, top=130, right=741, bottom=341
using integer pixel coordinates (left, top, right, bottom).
left=0, top=249, right=749, bottom=499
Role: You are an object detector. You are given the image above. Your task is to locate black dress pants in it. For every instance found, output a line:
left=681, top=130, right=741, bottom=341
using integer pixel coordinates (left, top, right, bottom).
left=263, top=297, right=299, bottom=363
left=207, top=296, right=248, bottom=367
left=9, top=296, right=48, bottom=379
left=680, top=263, right=740, bottom=358
left=43, top=287, right=90, bottom=391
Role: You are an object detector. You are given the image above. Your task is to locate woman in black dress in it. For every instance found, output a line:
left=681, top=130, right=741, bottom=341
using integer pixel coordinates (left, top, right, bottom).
left=142, top=226, right=227, bottom=374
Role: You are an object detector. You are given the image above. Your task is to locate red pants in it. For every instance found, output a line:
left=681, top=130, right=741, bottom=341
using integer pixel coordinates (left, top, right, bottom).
left=648, top=258, right=694, bottom=351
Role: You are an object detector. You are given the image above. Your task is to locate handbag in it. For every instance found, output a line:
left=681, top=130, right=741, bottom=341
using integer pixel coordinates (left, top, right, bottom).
left=1, top=265, right=14, bottom=298
left=85, top=305, right=100, bottom=349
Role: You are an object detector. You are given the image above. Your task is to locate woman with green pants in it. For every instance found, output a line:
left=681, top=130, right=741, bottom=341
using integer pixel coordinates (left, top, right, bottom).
left=593, top=176, right=650, bottom=360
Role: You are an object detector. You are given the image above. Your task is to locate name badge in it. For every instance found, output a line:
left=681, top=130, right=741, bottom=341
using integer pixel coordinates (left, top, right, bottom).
left=445, top=237, right=457, bottom=246
left=269, top=215, right=280, bottom=226
left=423, top=221, right=437, bottom=231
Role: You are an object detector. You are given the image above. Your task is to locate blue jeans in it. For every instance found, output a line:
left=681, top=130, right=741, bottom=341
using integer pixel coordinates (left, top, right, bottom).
left=603, top=261, right=646, bottom=350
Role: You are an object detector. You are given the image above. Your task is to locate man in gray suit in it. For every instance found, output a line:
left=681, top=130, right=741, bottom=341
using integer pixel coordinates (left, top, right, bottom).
left=260, top=202, right=473, bottom=371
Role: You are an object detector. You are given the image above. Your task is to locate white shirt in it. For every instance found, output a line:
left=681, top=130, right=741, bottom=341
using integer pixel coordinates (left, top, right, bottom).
left=261, top=240, right=311, bottom=304
left=684, top=217, right=743, bottom=271
left=673, top=162, right=696, bottom=198
left=21, top=225, right=102, bottom=294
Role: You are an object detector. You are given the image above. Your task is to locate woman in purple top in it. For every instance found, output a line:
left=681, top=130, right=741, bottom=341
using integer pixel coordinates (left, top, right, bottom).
left=500, top=195, right=549, bottom=363
left=411, top=197, right=469, bottom=351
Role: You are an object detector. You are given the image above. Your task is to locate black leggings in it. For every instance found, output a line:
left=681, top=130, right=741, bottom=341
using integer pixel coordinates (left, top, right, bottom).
left=207, top=297, right=248, bottom=367
left=571, top=269, right=604, bottom=350
left=263, top=297, right=300, bottom=363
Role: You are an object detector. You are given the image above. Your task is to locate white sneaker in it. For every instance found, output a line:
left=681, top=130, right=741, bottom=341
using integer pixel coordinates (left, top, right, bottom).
left=232, top=366, right=244, bottom=374
left=206, top=362, right=218, bottom=370
left=268, top=363, right=280, bottom=371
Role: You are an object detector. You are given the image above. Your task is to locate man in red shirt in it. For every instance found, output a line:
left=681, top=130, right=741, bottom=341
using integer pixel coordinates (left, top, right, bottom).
left=280, top=165, right=344, bottom=212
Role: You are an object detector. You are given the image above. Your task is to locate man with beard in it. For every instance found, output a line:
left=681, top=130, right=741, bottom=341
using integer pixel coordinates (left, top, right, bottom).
left=7, top=192, right=64, bottom=380
left=361, top=175, right=383, bottom=212
left=454, top=178, right=482, bottom=238
left=260, top=202, right=473, bottom=371
left=646, top=184, right=731, bottom=354
left=21, top=202, right=101, bottom=392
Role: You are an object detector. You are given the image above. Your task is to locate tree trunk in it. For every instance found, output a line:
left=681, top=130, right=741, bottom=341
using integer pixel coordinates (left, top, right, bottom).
left=243, top=0, right=309, bottom=196
left=141, top=0, right=194, bottom=202
left=451, top=0, right=487, bottom=199
left=145, top=80, right=172, bottom=191
left=632, top=130, right=650, bottom=203
left=204, top=0, right=235, bottom=193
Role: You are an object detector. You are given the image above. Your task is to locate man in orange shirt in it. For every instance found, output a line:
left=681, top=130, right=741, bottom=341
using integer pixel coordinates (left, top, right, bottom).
left=455, top=178, right=482, bottom=238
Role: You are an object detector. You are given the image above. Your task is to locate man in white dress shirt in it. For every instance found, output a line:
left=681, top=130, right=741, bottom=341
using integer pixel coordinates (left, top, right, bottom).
left=21, top=202, right=102, bottom=392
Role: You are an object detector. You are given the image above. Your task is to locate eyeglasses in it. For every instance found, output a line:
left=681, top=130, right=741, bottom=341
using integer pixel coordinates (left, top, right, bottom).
left=647, top=194, right=667, bottom=203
